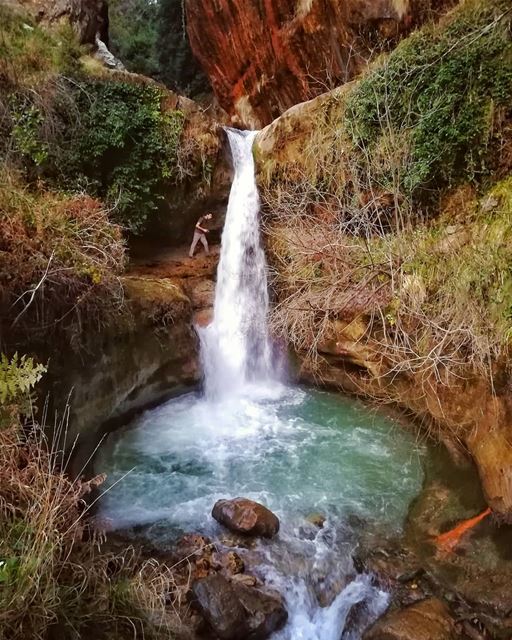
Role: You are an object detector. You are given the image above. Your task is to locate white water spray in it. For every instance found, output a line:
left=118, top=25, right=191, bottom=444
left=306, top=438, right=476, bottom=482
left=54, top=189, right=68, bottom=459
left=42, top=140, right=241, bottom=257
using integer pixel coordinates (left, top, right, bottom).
left=200, top=129, right=274, bottom=398
left=194, top=129, right=391, bottom=637
left=97, top=130, right=423, bottom=640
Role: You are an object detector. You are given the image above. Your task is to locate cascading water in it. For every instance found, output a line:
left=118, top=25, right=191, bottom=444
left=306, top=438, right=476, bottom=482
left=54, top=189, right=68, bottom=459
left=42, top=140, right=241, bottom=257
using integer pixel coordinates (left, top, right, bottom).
left=96, top=128, right=427, bottom=639
left=199, top=129, right=274, bottom=398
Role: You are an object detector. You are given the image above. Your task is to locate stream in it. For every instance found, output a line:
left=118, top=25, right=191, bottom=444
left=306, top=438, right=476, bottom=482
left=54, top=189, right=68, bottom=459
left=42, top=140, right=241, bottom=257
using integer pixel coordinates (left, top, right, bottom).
left=96, top=129, right=428, bottom=639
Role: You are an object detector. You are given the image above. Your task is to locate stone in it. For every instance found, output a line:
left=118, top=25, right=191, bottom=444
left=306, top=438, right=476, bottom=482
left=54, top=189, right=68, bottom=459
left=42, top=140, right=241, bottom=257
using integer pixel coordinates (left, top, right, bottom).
left=185, top=0, right=456, bottom=127
left=306, top=512, right=326, bottom=528
left=211, top=550, right=245, bottom=576
left=236, top=583, right=288, bottom=639
left=192, top=574, right=248, bottom=639
left=192, top=574, right=287, bottom=640
left=232, top=573, right=258, bottom=587
left=212, top=498, right=280, bottom=538
left=363, top=598, right=456, bottom=640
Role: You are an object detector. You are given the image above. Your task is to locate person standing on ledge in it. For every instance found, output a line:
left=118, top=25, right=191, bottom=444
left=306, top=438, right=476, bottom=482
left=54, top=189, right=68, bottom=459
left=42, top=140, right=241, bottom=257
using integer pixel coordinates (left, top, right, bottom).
left=189, top=212, right=213, bottom=258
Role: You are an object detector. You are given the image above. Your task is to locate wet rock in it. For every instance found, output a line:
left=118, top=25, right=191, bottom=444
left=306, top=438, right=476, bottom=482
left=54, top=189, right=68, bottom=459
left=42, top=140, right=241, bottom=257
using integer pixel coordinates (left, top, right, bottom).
left=212, top=498, right=280, bottom=538
left=364, top=598, right=456, bottom=640
left=192, top=574, right=247, bottom=639
left=306, top=512, right=326, bottom=528
left=211, top=550, right=245, bottom=576
left=236, top=583, right=288, bottom=639
left=192, top=574, right=287, bottom=640
left=232, top=573, right=258, bottom=587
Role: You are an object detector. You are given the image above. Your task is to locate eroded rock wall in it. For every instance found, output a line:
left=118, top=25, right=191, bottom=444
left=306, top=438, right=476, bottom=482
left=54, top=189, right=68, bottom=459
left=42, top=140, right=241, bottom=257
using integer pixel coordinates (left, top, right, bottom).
left=15, top=0, right=109, bottom=44
left=45, top=251, right=218, bottom=475
left=185, top=0, right=455, bottom=127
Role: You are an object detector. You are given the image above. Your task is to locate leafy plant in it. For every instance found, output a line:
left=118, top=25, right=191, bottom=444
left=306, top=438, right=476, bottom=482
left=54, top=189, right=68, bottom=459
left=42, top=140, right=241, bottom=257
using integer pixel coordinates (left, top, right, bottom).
left=0, top=353, right=46, bottom=406
left=58, top=80, right=185, bottom=233
left=345, top=0, right=512, bottom=197
left=10, top=100, right=48, bottom=166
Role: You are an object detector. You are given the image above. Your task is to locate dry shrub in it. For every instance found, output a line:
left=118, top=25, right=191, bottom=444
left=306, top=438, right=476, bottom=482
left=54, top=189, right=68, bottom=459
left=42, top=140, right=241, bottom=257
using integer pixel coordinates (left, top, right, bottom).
left=0, top=173, right=126, bottom=347
left=0, top=404, right=189, bottom=640
left=260, top=0, right=512, bottom=399
left=265, top=178, right=512, bottom=394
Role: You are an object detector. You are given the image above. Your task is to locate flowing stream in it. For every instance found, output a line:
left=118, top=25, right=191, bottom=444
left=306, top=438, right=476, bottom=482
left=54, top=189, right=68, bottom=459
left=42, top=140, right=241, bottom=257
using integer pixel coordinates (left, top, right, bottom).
left=97, top=130, right=426, bottom=639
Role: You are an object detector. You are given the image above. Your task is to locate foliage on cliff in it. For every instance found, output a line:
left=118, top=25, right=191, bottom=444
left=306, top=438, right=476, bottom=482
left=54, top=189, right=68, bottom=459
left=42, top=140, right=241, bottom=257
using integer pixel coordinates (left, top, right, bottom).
left=345, top=0, right=512, bottom=200
left=259, top=0, right=512, bottom=390
left=260, top=0, right=512, bottom=223
left=0, top=4, right=214, bottom=235
left=56, top=81, right=185, bottom=232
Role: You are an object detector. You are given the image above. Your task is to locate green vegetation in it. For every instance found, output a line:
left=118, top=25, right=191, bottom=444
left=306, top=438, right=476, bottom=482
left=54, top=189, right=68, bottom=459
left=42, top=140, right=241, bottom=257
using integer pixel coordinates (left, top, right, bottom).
left=58, top=81, right=185, bottom=232
left=0, top=6, right=83, bottom=90
left=0, top=5, right=201, bottom=235
left=261, top=0, right=512, bottom=391
left=107, top=0, right=211, bottom=98
left=261, top=0, right=512, bottom=228
left=0, top=354, right=45, bottom=408
left=346, top=0, right=512, bottom=198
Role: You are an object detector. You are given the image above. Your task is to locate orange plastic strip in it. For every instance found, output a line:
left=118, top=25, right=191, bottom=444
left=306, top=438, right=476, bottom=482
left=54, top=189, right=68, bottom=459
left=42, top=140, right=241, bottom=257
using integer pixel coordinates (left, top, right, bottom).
left=434, top=507, right=492, bottom=552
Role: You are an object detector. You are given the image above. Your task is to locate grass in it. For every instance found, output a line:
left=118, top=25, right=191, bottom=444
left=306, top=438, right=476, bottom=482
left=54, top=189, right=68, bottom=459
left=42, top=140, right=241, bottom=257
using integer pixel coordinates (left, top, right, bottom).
left=266, top=178, right=512, bottom=398
left=0, top=360, right=189, bottom=640
left=0, top=5, right=83, bottom=90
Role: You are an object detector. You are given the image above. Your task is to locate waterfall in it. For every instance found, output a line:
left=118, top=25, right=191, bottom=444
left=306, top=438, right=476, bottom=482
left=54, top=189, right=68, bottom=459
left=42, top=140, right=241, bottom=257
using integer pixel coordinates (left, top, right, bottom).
left=200, top=129, right=274, bottom=398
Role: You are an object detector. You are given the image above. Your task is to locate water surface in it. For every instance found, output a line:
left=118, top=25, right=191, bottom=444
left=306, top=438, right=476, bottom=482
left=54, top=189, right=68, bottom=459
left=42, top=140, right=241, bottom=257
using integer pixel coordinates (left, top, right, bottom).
left=96, top=385, right=425, bottom=639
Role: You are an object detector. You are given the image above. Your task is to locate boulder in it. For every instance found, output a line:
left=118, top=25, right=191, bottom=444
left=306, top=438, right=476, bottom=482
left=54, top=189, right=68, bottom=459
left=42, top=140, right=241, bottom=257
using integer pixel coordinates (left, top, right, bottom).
left=212, top=498, right=280, bottom=538
left=192, top=574, right=287, bottom=640
left=236, top=583, right=288, bottom=640
left=192, top=574, right=247, bottom=639
left=363, top=598, right=456, bottom=640
left=306, top=512, right=326, bottom=528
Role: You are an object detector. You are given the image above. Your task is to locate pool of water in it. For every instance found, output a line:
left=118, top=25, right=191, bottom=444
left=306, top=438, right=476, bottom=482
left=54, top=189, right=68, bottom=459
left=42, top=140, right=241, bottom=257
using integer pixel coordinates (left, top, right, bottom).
left=95, top=385, right=426, bottom=639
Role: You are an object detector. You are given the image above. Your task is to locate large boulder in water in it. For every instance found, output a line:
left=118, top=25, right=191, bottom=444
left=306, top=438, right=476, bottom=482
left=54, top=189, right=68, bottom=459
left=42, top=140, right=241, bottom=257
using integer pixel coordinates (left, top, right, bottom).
left=363, top=598, right=456, bottom=640
left=212, top=498, right=280, bottom=538
left=192, top=573, right=287, bottom=639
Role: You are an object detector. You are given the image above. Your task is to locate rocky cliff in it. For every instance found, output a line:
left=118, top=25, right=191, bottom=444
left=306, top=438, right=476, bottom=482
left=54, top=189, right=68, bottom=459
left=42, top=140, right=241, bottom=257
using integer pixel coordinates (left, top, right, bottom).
left=254, top=0, right=512, bottom=519
left=15, top=0, right=109, bottom=44
left=185, top=0, right=455, bottom=127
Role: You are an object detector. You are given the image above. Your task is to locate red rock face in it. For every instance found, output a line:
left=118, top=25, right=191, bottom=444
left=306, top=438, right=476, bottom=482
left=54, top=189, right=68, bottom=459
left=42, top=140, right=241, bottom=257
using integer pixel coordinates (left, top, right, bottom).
left=185, top=0, right=455, bottom=127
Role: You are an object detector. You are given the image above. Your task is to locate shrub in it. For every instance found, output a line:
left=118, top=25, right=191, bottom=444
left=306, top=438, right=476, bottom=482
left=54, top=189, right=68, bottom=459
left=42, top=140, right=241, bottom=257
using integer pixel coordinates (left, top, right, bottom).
left=57, top=80, right=185, bottom=233
left=0, top=359, right=186, bottom=640
left=345, top=0, right=512, bottom=198
left=1, top=5, right=190, bottom=235
left=0, top=173, right=126, bottom=347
